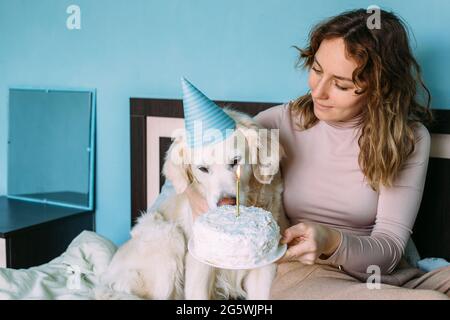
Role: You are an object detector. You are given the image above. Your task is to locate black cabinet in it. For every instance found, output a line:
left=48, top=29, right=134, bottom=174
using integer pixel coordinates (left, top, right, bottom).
left=0, top=196, right=94, bottom=269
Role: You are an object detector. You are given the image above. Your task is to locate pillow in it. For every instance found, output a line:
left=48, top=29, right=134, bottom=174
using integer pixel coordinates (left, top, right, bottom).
left=417, top=258, right=450, bottom=272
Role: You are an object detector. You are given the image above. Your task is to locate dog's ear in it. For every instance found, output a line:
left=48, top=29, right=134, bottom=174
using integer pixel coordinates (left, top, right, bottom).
left=240, top=126, right=285, bottom=184
left=162, top=130, right=193, bottom=194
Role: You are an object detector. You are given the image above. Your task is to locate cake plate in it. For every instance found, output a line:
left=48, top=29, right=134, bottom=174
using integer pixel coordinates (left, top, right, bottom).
left=188, top=240, right=287, bottom=270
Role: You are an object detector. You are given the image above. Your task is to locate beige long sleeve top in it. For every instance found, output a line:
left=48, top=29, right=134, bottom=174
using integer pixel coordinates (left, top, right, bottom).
left=254, top=102, right=431, bottom=274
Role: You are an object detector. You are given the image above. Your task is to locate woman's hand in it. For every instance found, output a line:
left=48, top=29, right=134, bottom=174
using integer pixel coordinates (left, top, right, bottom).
left=184, top=184, right=209, bottom=220
left=277, top=222, right=341, bottom=265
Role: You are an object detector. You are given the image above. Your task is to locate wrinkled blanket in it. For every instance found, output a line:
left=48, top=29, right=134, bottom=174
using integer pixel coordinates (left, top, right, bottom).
left=0, top=231, right=117, bottom=299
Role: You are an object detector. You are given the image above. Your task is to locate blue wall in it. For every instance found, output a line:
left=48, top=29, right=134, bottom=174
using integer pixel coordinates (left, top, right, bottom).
left=1, top=0, right=449, bottom=245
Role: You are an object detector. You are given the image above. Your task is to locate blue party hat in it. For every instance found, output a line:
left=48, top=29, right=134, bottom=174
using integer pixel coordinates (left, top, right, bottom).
left=181, top=77, right=236, bottom=148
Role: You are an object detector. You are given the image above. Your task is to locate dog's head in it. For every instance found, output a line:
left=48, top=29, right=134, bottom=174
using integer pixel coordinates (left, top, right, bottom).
left=162, top=108, right=285, bottom=209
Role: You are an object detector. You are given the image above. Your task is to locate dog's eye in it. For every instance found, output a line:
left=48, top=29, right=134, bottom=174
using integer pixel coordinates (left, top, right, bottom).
left=231, top=156, right=241, bottom=167
left=198, top=166, right=209, bottom=174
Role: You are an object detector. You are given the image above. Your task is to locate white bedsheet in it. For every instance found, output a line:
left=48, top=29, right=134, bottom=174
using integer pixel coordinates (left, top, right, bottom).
left=0, top=231, right=117, bottom=300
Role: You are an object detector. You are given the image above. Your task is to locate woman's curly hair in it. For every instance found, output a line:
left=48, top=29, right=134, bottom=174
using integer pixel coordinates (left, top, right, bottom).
left=290, top=8, right=433, bottom=191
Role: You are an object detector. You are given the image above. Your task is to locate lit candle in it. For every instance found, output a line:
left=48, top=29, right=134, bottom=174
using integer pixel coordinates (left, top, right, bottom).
left=236, top=164, right=240, bottom=217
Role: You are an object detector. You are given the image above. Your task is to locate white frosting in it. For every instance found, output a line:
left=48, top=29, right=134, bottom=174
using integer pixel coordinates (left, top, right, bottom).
left=191, top=205, right=281, bottom=267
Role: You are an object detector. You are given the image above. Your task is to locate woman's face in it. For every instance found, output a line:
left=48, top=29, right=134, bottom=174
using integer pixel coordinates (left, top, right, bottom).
left=308, top=37, right=367, bottom=122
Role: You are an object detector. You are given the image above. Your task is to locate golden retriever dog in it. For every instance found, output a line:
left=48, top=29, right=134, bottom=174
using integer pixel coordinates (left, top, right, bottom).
left=99, top=108, right=289, bottom=300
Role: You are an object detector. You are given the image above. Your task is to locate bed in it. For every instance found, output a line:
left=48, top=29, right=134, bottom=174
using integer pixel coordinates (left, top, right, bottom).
left=0, top=97, right=448, bottom=299
left=129, top=98, right=450, bottom=262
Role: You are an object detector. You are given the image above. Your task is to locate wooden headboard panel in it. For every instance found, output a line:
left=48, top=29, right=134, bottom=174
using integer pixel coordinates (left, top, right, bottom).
left=129, top=98, right=277, bottom=222
left=130, top=98, right=450, bottom=260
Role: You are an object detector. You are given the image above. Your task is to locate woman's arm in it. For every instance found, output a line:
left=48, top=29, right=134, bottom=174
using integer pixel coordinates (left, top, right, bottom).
left=318, top=124, right=431, bottom=274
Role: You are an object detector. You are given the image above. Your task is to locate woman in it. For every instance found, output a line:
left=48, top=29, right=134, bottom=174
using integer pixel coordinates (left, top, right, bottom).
left=185, top=8, right=450, bottom=299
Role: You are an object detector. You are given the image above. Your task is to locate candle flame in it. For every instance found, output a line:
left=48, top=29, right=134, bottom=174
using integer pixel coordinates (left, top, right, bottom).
left=236, top=165, right=241, bottom=179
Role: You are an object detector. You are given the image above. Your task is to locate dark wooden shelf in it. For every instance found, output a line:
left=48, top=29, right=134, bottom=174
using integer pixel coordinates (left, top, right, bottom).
left=0, top=196, right=94, bottom=269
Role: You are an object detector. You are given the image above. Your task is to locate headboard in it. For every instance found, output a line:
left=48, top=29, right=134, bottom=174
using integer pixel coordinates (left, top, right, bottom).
left=130, top=98, right=450, bottom=261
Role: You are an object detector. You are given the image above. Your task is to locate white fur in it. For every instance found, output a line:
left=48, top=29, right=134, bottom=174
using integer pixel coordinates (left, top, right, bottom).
left=99, top=109, right=289, bottom=300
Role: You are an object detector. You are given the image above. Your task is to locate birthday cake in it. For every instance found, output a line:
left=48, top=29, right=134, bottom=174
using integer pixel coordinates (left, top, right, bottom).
left=191, top=205, right=281, bottom=268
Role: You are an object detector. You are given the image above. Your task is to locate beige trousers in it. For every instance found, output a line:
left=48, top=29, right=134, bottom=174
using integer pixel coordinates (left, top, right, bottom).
left=270, top=260, right=450, bottom=300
